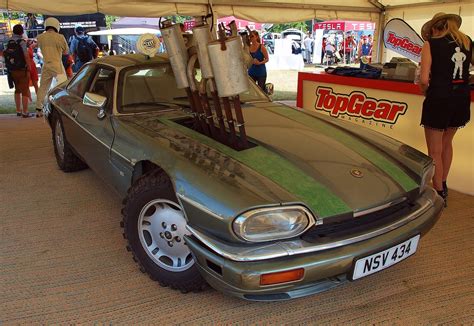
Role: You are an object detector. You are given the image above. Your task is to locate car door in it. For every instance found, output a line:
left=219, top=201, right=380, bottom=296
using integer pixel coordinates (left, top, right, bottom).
left=68, top=66, right=119, bottom=187
left=61, top=65, right=96, bottom=142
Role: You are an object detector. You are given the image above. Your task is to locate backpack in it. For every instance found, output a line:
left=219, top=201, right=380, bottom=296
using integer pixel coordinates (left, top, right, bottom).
left=75, top=36, right=93, bottom=63
left=3, top=39, right=27, bottom=71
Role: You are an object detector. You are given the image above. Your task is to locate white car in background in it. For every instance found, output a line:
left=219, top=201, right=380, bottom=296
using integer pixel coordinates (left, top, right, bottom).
left=281, top=28, right=306, bottom=54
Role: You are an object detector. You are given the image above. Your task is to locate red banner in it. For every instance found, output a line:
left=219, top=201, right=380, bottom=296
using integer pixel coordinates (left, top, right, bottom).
left=314, top=21, right=375, bottom=32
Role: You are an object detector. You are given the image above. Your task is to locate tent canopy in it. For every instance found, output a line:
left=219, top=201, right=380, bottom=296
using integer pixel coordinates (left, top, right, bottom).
left=112, top=17, right=161, bottom=30
left=1, top=0, right=469, bottom=25
left=0, top=0, right=382, bottom=23
left=88, top=27, right=160, bottom=36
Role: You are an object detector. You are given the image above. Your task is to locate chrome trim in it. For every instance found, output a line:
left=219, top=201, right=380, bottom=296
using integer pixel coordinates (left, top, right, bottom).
left=177, top=193, right=226, bottom=221
left=354, top=197, right=406, bottom=218
left=233, top=205, right=316, bottom=242
left=186, top=188, right=437, bottom=262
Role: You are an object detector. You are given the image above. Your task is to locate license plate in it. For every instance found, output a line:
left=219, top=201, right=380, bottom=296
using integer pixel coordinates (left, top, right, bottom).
left=352, top=234, right=420, bottom=280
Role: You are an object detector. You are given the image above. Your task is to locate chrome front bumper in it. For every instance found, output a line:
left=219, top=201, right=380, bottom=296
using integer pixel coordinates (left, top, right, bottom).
left=184, top=188, right=443, bottom=301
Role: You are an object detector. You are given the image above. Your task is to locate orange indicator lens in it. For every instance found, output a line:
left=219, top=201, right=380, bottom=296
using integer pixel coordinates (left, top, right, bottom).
left=260, top=268, right=304, bottom=285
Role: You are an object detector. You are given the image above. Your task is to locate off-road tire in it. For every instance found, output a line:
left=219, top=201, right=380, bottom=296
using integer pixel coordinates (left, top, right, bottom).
left=121, top=170, right=207, bottom=293
left=51, top=112, right=88, bottom=172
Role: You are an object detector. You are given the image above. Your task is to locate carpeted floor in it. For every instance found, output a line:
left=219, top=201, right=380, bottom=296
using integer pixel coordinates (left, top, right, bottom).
left=0, top=115, right=473, bottom=324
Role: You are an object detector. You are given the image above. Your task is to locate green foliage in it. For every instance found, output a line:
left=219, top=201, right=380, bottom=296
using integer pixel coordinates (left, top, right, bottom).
left=1, top=11, right=23, bottom=20
left=164, top=15, right=192, bottom=24
left=268, top=21, right=309, bottom=33
left=105, top=15, right=118, bottom=29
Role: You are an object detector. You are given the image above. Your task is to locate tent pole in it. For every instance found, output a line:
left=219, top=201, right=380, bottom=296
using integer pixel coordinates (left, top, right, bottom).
left=376, top=10, right=386, bottom=64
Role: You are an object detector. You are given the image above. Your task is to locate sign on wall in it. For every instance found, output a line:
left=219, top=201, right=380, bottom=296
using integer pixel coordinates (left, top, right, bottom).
left=314, top=86, right=408, bottom=126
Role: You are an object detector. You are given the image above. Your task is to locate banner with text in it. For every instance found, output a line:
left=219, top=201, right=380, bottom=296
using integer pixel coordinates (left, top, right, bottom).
left=383, top=18, right=424, bottom=63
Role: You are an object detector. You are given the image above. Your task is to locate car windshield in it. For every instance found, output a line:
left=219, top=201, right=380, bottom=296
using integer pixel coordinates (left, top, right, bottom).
left=119, top=63, right=269, bottom=113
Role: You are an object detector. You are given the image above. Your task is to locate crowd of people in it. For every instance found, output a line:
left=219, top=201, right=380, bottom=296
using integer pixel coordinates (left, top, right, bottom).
left=3, top=15, right=102, bottom=117
left=321, top=32, right=373, bottom=68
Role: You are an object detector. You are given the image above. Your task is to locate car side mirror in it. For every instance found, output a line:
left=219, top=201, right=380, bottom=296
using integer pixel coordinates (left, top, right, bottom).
left=83, top=92, right=107, bottom=109
left=83, top=92, right=107, bottom=120
left=265, top=83, right=274, bottom=96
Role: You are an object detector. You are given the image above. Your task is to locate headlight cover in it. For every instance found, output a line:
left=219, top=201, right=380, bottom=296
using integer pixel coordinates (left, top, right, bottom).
left=420, top=163, right=435, bottom=194
left=233, top=206, right=315, bottom=242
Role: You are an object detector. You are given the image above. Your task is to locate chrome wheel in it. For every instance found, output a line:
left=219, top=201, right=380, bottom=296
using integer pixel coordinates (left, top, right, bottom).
left=55, top=119, right=65, bottom=161
left=138, top=199, right=194, bottom=272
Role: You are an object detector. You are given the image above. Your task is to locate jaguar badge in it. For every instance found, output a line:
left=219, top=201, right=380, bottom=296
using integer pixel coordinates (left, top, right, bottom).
left=350, top=169, right=363, bottom=178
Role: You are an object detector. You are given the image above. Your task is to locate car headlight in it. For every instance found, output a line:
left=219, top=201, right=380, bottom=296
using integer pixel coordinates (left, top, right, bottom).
left=420, top=163, right=435, bottom=193
left=233, top=206, right=315, bottom=242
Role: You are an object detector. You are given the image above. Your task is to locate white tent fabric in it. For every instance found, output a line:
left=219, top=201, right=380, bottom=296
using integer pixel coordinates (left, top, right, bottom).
left=88, top=27, right=160, bottom=35
left=0, top=0, right=381, bottom=23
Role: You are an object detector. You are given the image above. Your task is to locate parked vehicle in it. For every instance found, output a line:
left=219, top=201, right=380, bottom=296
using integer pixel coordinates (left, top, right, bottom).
left=281, top=28, right=305, bottom=54
left=262, top=32, right=281, bottom=54
left=44, top=54, right=443, bottom=301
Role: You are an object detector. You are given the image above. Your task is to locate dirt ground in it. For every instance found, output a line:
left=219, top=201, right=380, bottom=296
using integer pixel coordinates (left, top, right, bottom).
left=0, top=115, right=473, bottom=324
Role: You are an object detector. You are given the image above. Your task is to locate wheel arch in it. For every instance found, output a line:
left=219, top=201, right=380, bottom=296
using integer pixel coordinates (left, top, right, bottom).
left=131, top=160, right=175, bottom=191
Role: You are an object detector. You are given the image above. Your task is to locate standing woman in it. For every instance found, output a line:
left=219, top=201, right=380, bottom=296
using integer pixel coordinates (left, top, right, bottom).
left=419, top=12, right=472, bottom=206
left=248, top=30, right=269, bottom=92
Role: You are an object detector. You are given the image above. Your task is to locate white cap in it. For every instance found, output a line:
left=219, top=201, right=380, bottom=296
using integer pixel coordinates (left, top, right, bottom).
left=44, top=17, right=60, bottom=32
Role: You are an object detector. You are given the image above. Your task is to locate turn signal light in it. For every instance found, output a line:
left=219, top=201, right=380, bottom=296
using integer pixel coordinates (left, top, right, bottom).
left=260, top=268, right=304, bottom=286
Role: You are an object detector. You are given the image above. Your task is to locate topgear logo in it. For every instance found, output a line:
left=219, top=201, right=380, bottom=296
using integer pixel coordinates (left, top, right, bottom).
left=386, top=32, right=422, bottom=56
left=314, top=87, right=408, bottom=124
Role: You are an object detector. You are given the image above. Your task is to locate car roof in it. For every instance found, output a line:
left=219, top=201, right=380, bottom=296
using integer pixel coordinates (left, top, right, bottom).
left=95, top=53, right=169, bottom=68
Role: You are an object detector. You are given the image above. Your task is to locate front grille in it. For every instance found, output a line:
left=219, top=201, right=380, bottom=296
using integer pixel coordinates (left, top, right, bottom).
left=302, top=200, right=418, bottom=243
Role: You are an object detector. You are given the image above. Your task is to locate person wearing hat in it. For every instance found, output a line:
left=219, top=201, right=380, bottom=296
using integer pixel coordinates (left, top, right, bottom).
left=35, top=17, right=69, bottom=117
left=418, top=12, right=472, bottom=206
left=69, top=25, right=99, bottom=72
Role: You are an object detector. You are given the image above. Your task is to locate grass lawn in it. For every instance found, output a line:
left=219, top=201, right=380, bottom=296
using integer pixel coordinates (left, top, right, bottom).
left=0, top=102, right=37, bottom=114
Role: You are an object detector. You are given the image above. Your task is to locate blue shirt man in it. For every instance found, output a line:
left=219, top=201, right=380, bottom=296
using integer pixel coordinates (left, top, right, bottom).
left=69, top=25, right=98, bottom=72
left=358, top=37, right=372, bottom=69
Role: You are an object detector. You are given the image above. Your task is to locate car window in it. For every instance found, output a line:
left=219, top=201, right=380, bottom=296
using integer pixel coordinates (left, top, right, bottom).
left=118, top=63, right=270, bottom=113
left=119, top=64, right=189, bottom=113
left=89, top=68, right=115, bottom=112
left=68, top=65, right=95, bottom=98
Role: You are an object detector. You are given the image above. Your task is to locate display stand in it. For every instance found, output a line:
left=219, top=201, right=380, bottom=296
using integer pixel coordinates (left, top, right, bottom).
left=297, top=71, right=474, bottom=195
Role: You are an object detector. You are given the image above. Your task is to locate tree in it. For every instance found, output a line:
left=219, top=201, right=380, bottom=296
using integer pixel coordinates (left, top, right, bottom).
left=268, top=21, right=309, bottom=33
left=105, top=15, right=118, bottom=29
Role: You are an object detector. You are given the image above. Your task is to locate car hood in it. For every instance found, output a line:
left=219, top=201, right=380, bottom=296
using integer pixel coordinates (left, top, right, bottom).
left=122, top=103, right=424, bottom=219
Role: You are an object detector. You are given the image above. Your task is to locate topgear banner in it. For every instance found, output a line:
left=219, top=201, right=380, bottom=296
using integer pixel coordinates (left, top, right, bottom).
left=383, top=18, right=424, bottom=63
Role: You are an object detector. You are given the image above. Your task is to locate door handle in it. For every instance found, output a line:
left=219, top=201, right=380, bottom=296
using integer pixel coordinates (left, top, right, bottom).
left=72, top=110, right=78, bottom=119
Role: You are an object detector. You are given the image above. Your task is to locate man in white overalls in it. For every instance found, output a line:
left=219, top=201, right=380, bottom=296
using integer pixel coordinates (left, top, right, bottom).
left=451, top=46, right=466, bottom=79
left=35, top=17, right=68, bottom=117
